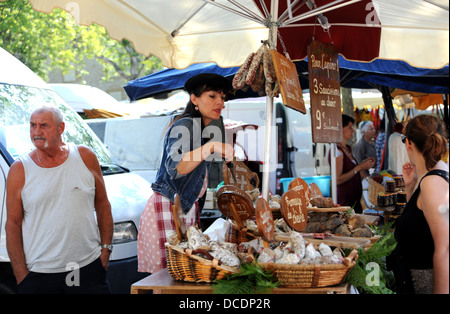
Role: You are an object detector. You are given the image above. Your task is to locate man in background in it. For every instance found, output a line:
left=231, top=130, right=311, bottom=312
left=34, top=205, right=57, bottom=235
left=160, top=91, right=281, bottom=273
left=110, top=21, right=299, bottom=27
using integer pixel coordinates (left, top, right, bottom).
left=388, top=122, right=409, bottom=175
left=354, top=120, right=377, bottom=177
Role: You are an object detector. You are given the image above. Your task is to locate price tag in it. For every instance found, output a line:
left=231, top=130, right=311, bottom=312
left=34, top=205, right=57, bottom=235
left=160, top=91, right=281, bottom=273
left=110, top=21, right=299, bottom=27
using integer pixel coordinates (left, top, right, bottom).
left=255, top=198, right=274, bottom=242
left=172, top=194, right=186, bottom=240
left=222, top=161, right=260, bottom=191
left=309, top=182, right=323, bottom=199
left=288, top=177, right=311, bottom=204
left=217, top=191, right=254, bottom=229
left=270, top=49, right=306, bottom=114
left=216, top=185, right=253, bottom=204
left=280, top=189, right=308, bottom=231
left=307, top=41, right=343, bottom=143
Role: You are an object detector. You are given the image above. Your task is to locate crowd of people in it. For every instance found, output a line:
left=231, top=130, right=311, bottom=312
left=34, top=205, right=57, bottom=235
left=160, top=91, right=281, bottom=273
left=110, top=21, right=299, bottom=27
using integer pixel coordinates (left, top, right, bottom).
left=333, top=112, right=448, bottom=294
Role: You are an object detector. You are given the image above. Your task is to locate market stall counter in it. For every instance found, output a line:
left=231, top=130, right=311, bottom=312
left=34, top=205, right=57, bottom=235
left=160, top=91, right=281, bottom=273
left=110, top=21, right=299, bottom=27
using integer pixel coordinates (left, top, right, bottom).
left=134, top=171, right=377, bottom=295
left=130, top=269, right=351, bottom=294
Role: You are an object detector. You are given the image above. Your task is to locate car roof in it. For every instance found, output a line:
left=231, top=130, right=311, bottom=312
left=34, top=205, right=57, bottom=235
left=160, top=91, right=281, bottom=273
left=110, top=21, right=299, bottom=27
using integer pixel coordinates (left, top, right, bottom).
left=0, top=47, right=49, bottom=89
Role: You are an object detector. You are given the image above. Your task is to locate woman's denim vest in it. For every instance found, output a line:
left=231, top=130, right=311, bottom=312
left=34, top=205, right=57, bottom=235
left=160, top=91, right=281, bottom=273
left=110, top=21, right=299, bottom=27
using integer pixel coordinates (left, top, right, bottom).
left=151, top=117, right=211, bottom=213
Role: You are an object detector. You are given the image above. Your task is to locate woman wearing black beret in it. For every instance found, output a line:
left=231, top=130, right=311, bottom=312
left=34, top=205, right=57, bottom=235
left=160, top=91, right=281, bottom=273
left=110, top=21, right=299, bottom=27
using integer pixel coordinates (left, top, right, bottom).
left=137, top=73, right=235, bottom=273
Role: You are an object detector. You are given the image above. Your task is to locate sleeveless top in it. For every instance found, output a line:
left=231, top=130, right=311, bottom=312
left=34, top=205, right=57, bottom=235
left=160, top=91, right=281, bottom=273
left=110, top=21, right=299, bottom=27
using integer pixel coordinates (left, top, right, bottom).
left=334, top=144, right=362, bottom=209
left=20, top=143, right=101, bottom=273
left=394, top=169, right=449, bottom=269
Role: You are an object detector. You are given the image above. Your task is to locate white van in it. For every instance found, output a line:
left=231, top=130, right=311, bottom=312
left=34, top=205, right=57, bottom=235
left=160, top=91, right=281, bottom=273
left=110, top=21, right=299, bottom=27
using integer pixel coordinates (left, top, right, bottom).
left=222, top=97, right=331, bottom=193
left=0, top=47, right=151, bottom=293
left=84, top=95, right=331, bottom=197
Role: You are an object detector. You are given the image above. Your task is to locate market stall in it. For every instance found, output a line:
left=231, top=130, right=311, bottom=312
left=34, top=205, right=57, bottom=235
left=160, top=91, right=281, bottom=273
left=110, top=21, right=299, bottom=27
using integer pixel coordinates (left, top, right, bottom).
left=27, top=0, right=448, bottom=295
left=131, top=163, right=389, bottom=294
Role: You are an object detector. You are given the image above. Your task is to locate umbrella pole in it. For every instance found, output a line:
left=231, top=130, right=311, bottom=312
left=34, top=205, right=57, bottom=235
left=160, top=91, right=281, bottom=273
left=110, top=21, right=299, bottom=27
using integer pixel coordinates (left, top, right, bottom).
left=262, top=96, right=274, bottom=200
left=261, top=0, right=279, bottom=201
left=330, top=143, right=337, bottom=204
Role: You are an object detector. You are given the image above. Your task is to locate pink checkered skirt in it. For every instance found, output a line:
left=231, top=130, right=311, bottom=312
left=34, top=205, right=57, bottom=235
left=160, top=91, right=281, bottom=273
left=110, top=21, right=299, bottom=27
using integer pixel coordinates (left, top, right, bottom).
left=137, top=192, right=199, bottom=273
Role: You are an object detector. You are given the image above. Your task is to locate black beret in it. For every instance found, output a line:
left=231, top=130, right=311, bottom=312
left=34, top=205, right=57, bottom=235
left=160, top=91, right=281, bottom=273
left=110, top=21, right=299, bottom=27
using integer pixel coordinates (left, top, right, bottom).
left=184, top=73, right=232, bottom=95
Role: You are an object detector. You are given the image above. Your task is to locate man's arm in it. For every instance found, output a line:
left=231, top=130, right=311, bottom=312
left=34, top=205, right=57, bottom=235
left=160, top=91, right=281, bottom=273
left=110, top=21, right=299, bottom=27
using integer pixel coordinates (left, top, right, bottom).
left=78, top=145, right=113, bottom=269
left=5, top=161, right=29, bottom=284
left=352, top=142, right=364, bottom=164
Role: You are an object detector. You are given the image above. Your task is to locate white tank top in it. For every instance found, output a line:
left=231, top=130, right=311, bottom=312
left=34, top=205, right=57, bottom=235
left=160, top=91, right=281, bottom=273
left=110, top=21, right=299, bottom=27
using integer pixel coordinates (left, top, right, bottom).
left=20, top=143, right=101, bottom=273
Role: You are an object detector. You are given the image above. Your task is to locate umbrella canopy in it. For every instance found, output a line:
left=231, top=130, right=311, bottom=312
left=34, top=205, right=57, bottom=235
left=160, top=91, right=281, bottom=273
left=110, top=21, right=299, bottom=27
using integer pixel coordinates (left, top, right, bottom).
left=124, top=59, right=449, bottom=101
left=26, top=0, right=449, bottom=200
left=28, top=0, right=449, bottom=69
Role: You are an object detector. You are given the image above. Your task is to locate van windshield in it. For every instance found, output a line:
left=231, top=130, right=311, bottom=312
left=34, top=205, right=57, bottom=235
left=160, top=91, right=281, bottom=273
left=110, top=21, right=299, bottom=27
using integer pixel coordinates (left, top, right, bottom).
left=0, top=84, right=115, bottom=168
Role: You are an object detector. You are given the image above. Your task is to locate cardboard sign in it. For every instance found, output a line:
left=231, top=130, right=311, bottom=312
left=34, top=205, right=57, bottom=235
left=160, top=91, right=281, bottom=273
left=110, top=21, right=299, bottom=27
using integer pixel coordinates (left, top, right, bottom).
left=255, top=198, right=274, bottom=242
left=270, top=49, right=306, bottom=114
left=307, top=41, right=343, bottom=143
left=280, top=189, right=308, bottom=231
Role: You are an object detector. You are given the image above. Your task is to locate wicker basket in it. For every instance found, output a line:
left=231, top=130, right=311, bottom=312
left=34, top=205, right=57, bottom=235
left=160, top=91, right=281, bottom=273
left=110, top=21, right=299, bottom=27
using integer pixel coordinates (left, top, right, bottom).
left=367, top=178, right=385, bottom=205
left=224, top=223, right=257, bottom=244
left=259, top=250, right=358, bottom=288
left=165, top=243, right=239, bottom=282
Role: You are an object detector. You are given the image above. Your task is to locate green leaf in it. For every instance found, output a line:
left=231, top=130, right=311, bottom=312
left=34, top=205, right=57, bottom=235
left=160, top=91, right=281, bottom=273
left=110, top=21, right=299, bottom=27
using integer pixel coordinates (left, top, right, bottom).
left=345, top=232, right=397, bottom=294
left=212, top=263, right=279, bottom=294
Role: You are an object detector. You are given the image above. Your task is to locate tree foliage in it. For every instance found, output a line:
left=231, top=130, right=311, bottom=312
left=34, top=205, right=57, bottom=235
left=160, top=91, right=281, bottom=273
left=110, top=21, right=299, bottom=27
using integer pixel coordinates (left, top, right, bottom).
left=0, top=0, right=162, bottom=82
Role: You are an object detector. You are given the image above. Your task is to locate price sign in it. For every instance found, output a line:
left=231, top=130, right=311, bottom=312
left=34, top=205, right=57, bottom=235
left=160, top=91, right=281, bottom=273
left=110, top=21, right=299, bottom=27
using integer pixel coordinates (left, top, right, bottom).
left=222, top=161, right=260, bottom=192
left=255, top=198, right=274, bottom=242
left=216, top=185, right=253, bottom=204
left=307, top=41, right=343, bottom=143
left=288, top=177, right=311, bottom=206
left=270, top=49, right=306, bottom=114
left=172, top=194, right=186, bottom=240
left=217, top=191, right=254, bottom=229
left=280, top=189, right=308, bottom=231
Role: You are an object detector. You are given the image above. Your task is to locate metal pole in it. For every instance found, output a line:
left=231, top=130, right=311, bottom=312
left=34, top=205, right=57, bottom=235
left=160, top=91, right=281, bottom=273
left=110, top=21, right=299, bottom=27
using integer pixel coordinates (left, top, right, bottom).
left=262, top=0, right=278, bottom=201
left=330, top=143, right=337, bottom=204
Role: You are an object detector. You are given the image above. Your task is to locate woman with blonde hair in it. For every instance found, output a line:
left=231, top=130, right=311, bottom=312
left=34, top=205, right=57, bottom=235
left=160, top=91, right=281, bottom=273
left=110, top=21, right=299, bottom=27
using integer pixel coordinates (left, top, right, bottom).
left=390, top=114, right=449, bottom=294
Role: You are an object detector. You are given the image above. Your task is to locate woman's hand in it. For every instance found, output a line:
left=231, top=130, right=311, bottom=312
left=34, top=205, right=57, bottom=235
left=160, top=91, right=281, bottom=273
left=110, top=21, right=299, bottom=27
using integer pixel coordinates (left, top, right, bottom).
left=359, top=157, right=376, bottom=170
left=177, top=142, right=235, bottom=175
left=402, top=161, right=417, bottom=187
left=207, top=141, right=235, bottom=162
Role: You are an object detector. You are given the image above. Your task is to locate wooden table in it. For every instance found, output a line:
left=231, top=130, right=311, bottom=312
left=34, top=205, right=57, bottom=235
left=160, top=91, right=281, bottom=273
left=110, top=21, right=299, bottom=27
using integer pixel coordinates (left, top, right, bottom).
left=130, top=269, right=351, bottom=294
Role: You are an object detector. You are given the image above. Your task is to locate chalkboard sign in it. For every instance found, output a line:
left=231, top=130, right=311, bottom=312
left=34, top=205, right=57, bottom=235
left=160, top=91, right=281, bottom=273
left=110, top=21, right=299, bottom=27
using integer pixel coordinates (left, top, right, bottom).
left=307, top=41, right=343, bottom=143
left=270, top=49, right=306, bottom=114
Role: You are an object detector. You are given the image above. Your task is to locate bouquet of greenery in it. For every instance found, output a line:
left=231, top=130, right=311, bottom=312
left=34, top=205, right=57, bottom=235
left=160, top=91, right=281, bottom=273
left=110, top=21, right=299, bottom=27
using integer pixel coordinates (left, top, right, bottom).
left=212, top=262, right=279, bottom=294
left=345, top=222, right=397, bottom=294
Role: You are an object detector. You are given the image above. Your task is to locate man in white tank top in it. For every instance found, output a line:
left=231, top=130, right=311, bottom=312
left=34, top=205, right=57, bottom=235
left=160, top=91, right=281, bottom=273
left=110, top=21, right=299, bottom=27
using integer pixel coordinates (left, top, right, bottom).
left=6, top=105, right=113, bottom=294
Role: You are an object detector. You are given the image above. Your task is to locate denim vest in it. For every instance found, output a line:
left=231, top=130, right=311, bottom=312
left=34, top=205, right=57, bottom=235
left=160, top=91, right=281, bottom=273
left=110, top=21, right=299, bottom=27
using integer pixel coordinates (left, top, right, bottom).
left=151, top=117, right=211, bottom=213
